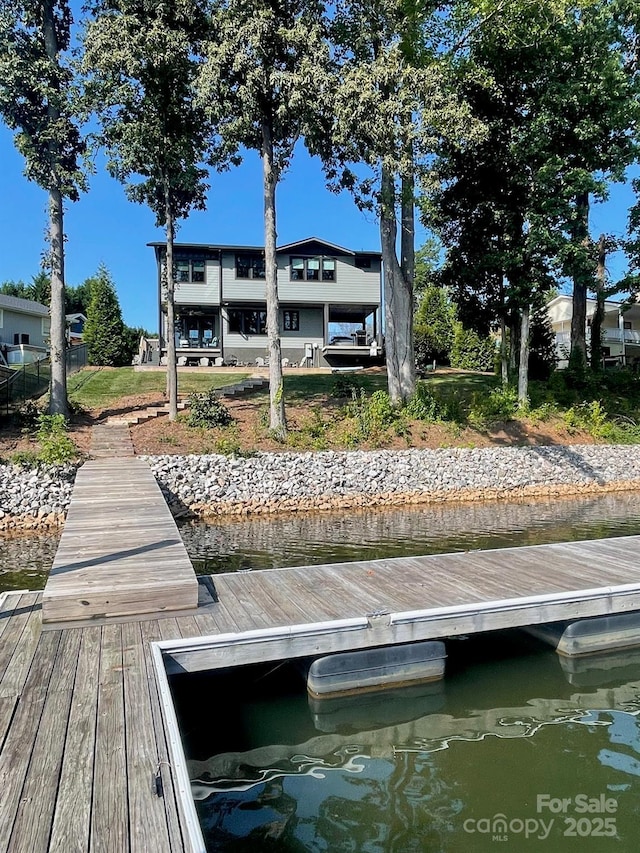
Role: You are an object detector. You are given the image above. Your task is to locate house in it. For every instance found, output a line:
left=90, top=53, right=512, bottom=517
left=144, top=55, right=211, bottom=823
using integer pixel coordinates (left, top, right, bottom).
left=149, top=237, right=383, bottom=367
left=548, top=294, right=640, bottom=368
left=0, top=294, right=50, bottom=364
left=66, top=312, right=87, bottom=346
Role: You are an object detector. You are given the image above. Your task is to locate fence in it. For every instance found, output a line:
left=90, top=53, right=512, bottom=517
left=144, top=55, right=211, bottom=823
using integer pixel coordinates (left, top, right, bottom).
left=0, top=344, right=88, bottom=417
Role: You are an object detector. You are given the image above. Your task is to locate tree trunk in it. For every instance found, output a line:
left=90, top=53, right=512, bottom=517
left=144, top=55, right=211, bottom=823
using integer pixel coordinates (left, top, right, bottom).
left=509, top=312, right=518, bottom=374
left=165, top=189, right=178, bottom=420
left=43, top=1, right=67, bottom=417
left=517, top=304, right=530, bottom=405
left=380, top=164, right=415, bottom=404
left=590, top=233, right=606, bottom=370
left=262, top=120, right=286, bottom=438
left=499, top=278, right=508, bottom=385
left=569, top=191, right=590, bottom=367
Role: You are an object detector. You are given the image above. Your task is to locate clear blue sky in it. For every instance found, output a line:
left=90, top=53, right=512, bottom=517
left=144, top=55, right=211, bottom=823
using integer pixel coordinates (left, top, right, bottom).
left=0, top=119, right=636, bottom=332
left=0, top=125, right=389, bottom=332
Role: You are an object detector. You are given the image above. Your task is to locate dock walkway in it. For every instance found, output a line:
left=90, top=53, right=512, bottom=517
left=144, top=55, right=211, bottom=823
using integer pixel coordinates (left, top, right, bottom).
left=42, top=458, right=198, bottom=624
left=3, top=533, right=640, bottom=850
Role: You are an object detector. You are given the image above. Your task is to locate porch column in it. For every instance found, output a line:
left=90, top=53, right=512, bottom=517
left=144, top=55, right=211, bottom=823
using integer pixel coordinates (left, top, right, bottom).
left=619, top=309, right=627, bottom=366
left=324, top=303, right=330, bottom=346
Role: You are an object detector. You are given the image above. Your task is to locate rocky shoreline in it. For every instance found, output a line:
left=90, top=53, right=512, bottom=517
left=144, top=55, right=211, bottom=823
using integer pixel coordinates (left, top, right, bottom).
left=2, top=444, right=640, bottom=532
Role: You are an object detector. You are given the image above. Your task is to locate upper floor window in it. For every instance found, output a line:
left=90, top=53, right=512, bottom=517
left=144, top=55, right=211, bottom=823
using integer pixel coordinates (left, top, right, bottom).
left=624, top=320, right=633, bottom=330
left=236, top=254, right=265, bottom=279
left=291, top=257, right=336, bottom=282
left=175, top=258, right=205, bottom=283
left=355, top=255, right=372, bottom=269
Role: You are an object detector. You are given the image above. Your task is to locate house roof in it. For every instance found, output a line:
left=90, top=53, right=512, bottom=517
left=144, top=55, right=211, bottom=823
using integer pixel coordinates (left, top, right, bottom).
left=0, top=294, right=49, bottom=316
left=147, top=237, right=381, bottom=257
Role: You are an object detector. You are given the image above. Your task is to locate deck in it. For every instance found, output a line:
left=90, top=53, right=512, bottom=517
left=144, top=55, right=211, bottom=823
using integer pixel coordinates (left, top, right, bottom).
left=3, top=534, right=640, bottom=850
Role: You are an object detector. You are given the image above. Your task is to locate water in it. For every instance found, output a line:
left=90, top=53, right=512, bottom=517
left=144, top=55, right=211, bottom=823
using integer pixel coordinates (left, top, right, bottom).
left=3, top=491, right=640, bottom=591
left=173, top=632, right=640, bottom=852
left=180, top=492, right=640, bottom=574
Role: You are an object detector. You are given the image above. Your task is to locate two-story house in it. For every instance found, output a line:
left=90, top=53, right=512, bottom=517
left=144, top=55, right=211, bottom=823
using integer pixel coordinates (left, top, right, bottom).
left=0, top=294, right=50, bottom=364
left=149, top=237, right=383, bottom=368
left=548, top=294, right=640, bottom=368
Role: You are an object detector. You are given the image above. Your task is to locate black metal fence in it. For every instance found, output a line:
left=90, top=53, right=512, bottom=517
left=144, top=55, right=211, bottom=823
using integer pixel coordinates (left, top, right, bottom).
left=0, top=344, right=88, bottom=417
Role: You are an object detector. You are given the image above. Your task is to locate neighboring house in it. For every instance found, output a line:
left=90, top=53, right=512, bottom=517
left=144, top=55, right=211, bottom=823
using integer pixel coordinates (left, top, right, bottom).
left=0, top=294, right=50, bottom=364
left=149, top=237, right=383, bottom=367
left=548, top=294, right=640, bottom=368
left=66, top=312, right=87, bottom=346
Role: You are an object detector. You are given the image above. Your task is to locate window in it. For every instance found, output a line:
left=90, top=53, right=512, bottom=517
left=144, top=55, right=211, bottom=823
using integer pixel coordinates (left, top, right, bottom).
left=355, top=255, right=372, bottom=269
left=229, top=309, right=267, bottom=335
left=283, top=310, right=299, bottom=331
left=42, top=317, right=51, bottom=337
left=175, top=258, right=206, bottom=283
left=0, top=308, right=3, bottom=328
left=290, top=257, right=336, bottom=282
left=14, top=333, right=29, bottom=345
left=624, top=321, right=633, bottom=330
left=236, top=254, right=265, bottom=279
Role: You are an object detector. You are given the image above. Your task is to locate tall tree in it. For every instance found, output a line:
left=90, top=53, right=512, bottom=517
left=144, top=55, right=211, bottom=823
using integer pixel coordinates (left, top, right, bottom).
left=199, top=0, right=332, bottom=439
left=83, top=265, right=128, bottom=365
left=82, top=0, right=210, bottom=419
left=0, top=0, right=85, bottom=415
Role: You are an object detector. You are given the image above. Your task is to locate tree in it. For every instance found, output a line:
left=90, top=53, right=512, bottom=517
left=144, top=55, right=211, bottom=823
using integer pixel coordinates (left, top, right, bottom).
left=83, top=265, right=128, bottom=365
left=82, top=0, right=210, bottom=419
left=414, top=284, right=455, bottom=367
left=0, top=0, right=85, bottom=415
left=199, top=0, right=332, bottom=439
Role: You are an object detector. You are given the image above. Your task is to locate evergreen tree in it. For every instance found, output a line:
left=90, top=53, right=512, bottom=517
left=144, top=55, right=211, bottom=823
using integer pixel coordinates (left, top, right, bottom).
left=83, top=266, right=128, bottom=366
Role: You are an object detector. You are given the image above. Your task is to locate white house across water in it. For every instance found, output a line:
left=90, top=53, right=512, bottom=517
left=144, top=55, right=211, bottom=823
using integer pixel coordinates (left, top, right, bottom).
left=149, top=237, right=384, bottom=368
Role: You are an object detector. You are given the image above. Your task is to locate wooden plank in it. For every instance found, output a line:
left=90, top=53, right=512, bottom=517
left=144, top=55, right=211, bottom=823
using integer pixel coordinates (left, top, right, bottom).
left=8, top=629, right=82, bottom=853
left=0, top=592, right=41, bottom=683
left=49, top=626, right=102, bottom=853
left=43, top=459, right=198, bottom=624
left=139, top=620, right=186, bottom=853
left=0, top=631, right=61, bottom=852
left=90, top=624, right=129, bottom=853
left=122, top=621, right=172, bottom=853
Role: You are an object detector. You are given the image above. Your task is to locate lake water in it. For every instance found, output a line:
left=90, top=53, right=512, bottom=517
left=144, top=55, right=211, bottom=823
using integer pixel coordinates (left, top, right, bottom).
left=3, top=491, right=640, bottom=590
left=173, top=629, right=640, bottom=852
left=3, top=490, right=640, bottom=848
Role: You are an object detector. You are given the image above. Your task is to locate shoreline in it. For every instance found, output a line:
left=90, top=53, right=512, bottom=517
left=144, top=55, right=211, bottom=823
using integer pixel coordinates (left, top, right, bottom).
left=2, top=443, right=640, bottom=531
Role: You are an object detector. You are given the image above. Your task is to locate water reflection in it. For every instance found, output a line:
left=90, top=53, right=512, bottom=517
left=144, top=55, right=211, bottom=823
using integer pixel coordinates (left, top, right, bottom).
left=175, top=633, right=640, bottom=852
left=180, top=492, right=640, bottom=574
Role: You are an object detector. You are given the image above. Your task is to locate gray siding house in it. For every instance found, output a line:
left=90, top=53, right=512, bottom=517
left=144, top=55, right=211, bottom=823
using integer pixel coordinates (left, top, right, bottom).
left=0, top=294, right=50, bottom=364
left=149, top=237, right=383, bottom=367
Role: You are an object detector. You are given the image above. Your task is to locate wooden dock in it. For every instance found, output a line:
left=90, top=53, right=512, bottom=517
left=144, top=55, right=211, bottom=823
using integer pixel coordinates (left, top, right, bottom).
left=3, top=534, right=640, bottom=850
left=42, top=459, right=198, bottom=624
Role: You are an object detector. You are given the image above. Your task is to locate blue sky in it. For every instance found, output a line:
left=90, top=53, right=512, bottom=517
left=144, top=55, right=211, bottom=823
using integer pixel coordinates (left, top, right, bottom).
left=0, top=125, right=387, bottom=331
left=0, top=119, right=636, bottom=332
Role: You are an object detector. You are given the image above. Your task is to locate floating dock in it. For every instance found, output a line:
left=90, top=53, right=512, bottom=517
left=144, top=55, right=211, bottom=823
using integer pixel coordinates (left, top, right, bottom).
left=2, top=533, right=640, bottom=850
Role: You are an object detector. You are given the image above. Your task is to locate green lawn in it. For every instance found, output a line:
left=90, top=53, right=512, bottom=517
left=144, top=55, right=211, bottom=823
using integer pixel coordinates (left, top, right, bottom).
left=67, top=367, right=249, bottom=409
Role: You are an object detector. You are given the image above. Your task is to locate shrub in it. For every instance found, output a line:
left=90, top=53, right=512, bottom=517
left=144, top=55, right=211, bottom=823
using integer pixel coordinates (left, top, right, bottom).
left=35, top=413, right=77, bottom=464
left=187, top=390, right=233, bottom=428
left=469, top=385, right=519, bottom=426
left=405, top=383, right=445, bottom=422
left=563, top=401, right=608, bottom=436
left=449, top=322, right=496, bottom=372
left=346, top=388, right=399, bottom=440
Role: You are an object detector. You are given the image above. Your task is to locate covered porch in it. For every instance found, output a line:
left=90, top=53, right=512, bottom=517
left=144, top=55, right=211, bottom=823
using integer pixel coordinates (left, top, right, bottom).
left=322, top=303, right=383, bottom=365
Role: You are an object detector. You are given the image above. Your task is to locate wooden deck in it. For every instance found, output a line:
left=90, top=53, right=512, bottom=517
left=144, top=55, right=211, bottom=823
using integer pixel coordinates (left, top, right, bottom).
left=3, top=535, right=640, bottom=850
left=42, top=459, right=198, bottom=624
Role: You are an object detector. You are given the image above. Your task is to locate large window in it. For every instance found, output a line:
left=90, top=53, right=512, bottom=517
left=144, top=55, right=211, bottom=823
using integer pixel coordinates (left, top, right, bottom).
left=236, top=254, right=266, bottom=279
left=175, top=258, right=205, bottom=283
left=290, top=257, right=335, bottom=282
left=229, top=309, right=267, bottom=335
